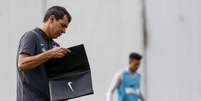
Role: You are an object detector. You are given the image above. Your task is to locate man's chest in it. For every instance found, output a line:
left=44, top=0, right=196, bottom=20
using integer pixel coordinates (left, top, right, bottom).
left=35, top=39, right=58, bottom=53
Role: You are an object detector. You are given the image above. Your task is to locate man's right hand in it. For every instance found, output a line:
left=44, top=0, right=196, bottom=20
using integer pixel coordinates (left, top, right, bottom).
left=47, top=47, right=71, bottom=58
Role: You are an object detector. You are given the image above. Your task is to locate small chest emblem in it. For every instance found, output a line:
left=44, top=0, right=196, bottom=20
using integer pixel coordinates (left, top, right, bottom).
left=40, top=43, right=46, bottom=52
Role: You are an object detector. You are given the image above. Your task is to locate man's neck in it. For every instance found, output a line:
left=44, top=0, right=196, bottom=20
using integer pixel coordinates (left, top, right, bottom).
left=39, top=23, right=51, bottom=38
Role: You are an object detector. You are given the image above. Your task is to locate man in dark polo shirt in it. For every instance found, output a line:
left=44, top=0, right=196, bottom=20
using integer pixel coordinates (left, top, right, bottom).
left=17, top=6, right=72, bottom=101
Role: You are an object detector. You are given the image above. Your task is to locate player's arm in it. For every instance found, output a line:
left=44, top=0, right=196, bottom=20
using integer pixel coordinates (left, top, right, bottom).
left=106, top=72, right=121, bottom=101
left=139, top=90, right=145, bottom=101
left=18, top=47, right=70, bottom=71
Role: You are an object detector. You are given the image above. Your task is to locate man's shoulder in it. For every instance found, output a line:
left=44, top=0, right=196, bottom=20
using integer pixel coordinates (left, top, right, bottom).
left=20, top=29, right=37, bottom=39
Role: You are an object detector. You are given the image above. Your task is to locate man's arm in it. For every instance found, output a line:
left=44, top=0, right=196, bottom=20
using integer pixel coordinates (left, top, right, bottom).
left=106, top=72, right=121, bottom=101
left=18, top=47, right=71, bottom=71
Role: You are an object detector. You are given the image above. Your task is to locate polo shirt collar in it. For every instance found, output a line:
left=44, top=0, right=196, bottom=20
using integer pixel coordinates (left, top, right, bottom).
left=34, top=27, right=52, bottom=41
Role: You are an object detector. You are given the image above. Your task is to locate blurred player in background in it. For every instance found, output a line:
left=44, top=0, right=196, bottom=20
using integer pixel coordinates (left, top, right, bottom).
left=107, top=52, right=145, bottom=101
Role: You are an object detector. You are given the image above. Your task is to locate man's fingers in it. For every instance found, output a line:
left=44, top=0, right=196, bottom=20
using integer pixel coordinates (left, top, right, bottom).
left=66, top=48, right=71, bottom=53
left=59, top=49, right=67, bottom=54
left=61, top=48, right=71, bottom=53
left=55, top=53, right=65, bottom=58
left=50, top=47, right=71, bottom=58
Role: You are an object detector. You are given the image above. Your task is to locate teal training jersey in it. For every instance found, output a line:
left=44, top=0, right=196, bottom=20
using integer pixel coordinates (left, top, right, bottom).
left=117, top=70, right=141, bottom=101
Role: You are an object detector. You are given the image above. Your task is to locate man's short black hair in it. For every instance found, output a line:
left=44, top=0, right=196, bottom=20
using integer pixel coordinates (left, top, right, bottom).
left=129, top=52, right=142, bottom=60
left=43, top=6, right=72, bottom=23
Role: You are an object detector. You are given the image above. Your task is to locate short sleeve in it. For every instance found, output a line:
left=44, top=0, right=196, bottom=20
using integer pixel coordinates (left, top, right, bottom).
left=18, top=31, right=37, bottom=56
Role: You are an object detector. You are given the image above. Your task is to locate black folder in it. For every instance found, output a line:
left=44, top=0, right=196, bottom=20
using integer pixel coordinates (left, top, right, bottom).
left=45, top=44, right=94, bottom=101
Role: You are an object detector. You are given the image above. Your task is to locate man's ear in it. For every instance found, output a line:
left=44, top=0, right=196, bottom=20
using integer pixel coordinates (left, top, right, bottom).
left=49, top=15, right=55, bottom=23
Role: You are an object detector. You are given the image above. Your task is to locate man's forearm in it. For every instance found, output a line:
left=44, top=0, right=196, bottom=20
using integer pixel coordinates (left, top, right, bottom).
left=18, top=51, right=52, bottom=71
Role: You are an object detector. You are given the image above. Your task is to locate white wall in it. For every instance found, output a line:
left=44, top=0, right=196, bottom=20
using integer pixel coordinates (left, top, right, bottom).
left=0, top=0, right=144, bottom=101
left=0, top=0, right=44, bottom=100
left=47, top=0, right=144, bottom=101
left=145, top=0, right=201, bottom=101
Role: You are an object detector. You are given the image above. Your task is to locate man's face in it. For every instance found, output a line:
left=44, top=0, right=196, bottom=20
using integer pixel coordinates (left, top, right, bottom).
left=129, top=59, right=141, bottom=73
left=49, top=15, right=69, bottom=39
